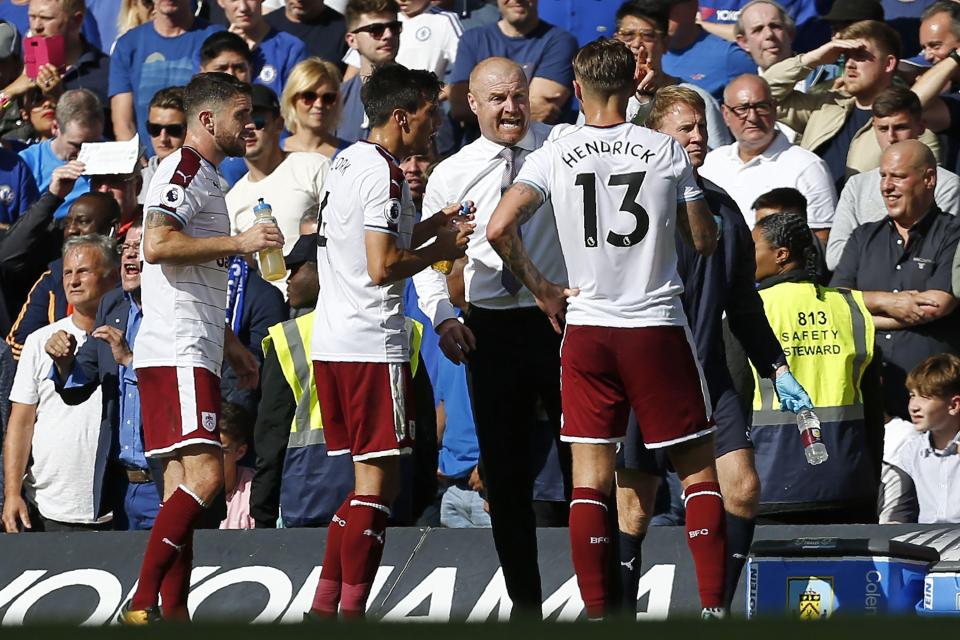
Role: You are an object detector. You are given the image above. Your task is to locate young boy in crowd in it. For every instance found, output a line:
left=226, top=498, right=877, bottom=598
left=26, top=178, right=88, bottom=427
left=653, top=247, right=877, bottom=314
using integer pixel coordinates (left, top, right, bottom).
left=220, top=402, right=256, bottom=530
left=888, top=354, right=960, bottom=524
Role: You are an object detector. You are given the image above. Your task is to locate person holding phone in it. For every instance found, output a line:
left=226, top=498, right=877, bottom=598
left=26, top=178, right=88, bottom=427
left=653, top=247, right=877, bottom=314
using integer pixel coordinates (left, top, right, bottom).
left=0, top=0, right=110, bottom=114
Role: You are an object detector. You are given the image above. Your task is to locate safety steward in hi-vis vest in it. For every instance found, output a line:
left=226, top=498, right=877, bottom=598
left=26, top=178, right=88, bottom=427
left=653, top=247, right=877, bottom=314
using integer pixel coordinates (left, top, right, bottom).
left=750, top=213, right=881, bottom=522
left=262, top=313, right=423, bottom=527
left=751, top=274, right=878, bottom=516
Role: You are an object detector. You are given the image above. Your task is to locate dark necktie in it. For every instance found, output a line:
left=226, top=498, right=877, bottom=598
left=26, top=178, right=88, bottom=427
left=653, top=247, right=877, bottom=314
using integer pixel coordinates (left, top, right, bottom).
left=499, top=146, right=523, bottom=295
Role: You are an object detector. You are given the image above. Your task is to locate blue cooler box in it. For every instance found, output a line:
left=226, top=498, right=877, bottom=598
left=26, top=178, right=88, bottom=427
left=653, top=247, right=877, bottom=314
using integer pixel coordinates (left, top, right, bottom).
left=747, top=538, right=939, bottom=618
left=918, top=561, right=960, bottom=616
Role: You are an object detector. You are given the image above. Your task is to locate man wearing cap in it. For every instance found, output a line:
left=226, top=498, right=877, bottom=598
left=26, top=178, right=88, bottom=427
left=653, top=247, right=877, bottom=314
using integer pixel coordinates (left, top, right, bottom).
left=226, top=84, right=329, bottom=296
left=251, top=233, right=355, bottom=529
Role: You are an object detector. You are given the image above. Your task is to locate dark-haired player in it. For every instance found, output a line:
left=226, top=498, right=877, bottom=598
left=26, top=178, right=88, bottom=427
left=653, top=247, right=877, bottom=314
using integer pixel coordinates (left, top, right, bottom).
left=307, top=63, right=473, bottom=619
left=488, top=39, right=727, bottom=619
left=118, top=72, right=284, bottom=624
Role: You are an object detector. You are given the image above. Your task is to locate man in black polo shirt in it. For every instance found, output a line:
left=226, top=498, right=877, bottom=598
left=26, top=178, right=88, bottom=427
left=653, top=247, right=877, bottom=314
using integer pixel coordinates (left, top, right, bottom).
left=832, top=139, right=960, bottom=418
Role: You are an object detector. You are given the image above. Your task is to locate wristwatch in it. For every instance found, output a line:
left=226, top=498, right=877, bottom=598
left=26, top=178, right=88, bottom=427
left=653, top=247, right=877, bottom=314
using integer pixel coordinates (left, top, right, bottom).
left=949, top=49, right=960, bottom=66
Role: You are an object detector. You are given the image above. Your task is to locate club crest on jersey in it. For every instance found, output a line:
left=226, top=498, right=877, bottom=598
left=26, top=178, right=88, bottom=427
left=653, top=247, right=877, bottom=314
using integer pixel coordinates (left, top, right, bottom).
left=258, top=65, right=277, bottom=84
left=416, top=26, right=431, bottom=41
left=384, top=198, right=402, bottom=225
left=162, top=184, right=186, bottom=208
left=201, top=412, right=218, bottom=432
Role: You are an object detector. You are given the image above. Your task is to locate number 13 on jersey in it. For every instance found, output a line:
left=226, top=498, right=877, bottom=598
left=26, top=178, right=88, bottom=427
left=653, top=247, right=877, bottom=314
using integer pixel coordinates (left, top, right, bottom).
left=574, top=171, right=649, bottom=248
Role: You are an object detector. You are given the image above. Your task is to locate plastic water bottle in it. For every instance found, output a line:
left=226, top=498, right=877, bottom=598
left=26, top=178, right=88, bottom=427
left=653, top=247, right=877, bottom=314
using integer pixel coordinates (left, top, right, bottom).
left=797, top=408, right=829, bottom=465
left=431, top=201, right=472, bottom=275
left=253, top=198, right=286, bottom=281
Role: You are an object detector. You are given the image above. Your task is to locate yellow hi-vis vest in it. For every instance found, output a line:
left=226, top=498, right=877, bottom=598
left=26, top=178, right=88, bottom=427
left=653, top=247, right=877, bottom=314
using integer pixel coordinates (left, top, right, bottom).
left=262, top=312, right=423, bottom=448
left=749, top=281, right=876, bottom=507
left=750, top=281, right=874, bottom=425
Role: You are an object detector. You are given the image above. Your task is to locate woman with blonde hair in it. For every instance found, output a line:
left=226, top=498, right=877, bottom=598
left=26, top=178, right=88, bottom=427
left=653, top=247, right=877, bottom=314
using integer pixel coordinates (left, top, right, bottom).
left=281, top=57, right=349, bottom=158
left=115, top=0, right=154, bottom=48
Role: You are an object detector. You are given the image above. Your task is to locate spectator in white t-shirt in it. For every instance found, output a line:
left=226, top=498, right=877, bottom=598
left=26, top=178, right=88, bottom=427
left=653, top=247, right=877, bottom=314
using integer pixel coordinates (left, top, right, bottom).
left=343, top=0, right=463, bottom=88
left=699, top=73, right=837, bottom=241
left=281, top=58, right=349, bottom=159
left=228, top=84, right=329, bottom=292
left=1, top=234, right=119, bottom=533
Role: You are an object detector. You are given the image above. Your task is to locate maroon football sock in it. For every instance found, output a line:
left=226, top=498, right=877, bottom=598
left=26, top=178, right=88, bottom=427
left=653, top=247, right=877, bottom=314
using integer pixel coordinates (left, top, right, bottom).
left=159, top=536, right=193, bottom=621
left=130, top=486, right=206, bottom=611
left=683, top=482, right=727, bottom=609
left=310, top=493, right=354, bottom=617
left=569, top=487, right=611, bottom=620
left=338, top=495, right=390, bottom=618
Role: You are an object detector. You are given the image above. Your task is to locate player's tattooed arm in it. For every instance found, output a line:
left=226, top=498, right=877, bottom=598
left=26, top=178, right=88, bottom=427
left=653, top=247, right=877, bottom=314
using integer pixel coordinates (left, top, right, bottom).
left=145, top=209, right=183, bottom=230
left=677, top=198, right=718, bottom=256
left=488, top=182, right=548, bottom=295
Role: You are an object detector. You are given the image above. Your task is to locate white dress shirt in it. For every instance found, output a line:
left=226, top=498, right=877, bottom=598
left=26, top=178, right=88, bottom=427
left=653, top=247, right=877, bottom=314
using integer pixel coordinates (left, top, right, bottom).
left=700, top=130, right=837, bottom=229
left=890, top=430, right=960, bottom=524
left=412, top=122, right=567, bottom=328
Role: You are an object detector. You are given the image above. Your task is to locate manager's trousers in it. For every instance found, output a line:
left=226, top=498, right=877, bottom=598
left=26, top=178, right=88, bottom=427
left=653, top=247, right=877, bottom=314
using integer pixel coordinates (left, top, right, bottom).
left=465, top=305, right=570, bottom=613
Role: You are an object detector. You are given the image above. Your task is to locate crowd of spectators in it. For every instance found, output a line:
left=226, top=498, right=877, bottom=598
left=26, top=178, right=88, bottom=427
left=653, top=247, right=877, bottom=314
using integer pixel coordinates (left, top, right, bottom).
left=1, top=0, right=959, bottom=538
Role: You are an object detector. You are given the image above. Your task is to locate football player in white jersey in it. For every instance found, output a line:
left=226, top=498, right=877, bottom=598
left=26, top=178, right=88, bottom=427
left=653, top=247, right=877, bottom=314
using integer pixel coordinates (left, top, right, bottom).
left=488, top=39, right=729, bottom=619
left=120, top=73, right=284, bottom=624
left=308, top=64, right=473, bottom=620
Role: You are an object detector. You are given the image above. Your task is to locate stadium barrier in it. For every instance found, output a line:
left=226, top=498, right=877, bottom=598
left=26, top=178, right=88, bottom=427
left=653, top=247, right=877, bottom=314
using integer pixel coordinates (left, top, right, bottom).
left=0, top=524, right=957, bottom=624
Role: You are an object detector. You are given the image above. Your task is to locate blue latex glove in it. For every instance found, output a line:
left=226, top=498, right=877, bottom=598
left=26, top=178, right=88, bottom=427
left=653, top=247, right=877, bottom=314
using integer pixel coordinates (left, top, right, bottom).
left=774, top=370, right=814, bottom=413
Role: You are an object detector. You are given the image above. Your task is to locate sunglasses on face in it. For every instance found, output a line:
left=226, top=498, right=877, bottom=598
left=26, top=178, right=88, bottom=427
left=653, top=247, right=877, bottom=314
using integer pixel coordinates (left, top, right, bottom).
left=146, top=121, right=185, bottom=137
left=351, top=20, right=402, bottom=39
left=298, top=91, right=338, bottom=107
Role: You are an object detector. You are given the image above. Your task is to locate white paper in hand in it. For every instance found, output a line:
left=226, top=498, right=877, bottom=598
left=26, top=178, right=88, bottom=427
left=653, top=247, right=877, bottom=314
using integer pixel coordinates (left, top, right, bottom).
left=78, top=134, right=140, bottom=175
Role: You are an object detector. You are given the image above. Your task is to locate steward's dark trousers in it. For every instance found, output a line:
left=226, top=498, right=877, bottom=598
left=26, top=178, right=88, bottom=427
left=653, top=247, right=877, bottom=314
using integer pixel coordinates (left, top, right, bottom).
left=465, top=305, right=570, bottom=614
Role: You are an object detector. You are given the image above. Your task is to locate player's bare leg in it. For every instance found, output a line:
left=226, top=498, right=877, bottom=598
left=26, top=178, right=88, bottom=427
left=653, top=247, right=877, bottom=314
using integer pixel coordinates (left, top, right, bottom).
left=335, top=457, right=400, bottom=619
left=614, top=469, right=659, bottom=613
left=122, top=445, right=223, bottom=624
left=667, top=435, right=728, bottom=617
left=716, top=448, right=760, bottom=607
left=568, top=442, right=616, bottom=620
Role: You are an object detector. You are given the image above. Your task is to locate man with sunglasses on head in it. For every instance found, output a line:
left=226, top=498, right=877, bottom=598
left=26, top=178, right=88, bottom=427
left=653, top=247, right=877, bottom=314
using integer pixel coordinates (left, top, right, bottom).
left=700, top=73, right=836, bottom=243
left=226, top=84, right=329, bottom=295
left=336, top=0, right=403, bottom=144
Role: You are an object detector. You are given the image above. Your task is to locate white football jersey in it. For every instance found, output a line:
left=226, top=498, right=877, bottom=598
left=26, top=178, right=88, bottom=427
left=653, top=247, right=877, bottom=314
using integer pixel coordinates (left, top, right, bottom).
left=516, top=122, right=702, bottom=328
left=310, top=141, right=417, bottom=363
left=134, top=147, right=231, bottom=376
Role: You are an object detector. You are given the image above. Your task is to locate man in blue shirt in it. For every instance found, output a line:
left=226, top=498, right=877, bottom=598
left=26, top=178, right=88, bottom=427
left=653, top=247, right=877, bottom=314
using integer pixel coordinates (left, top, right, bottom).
left=219, top=0, right=307, bottom=97
left=449, top=0, right=578, bottom=125
left=265, top=0, right=348, bottom=64
left=538, top=0, right=621, bottom=45
left=662, top=0, right=756, bottom=101
left=108, top=0, right=223, bottom=152
left=0, top=147, right=38, bottom=224
left=51, top=222, right=163, bottom=530
left=18, top=88, right=102, bottom=219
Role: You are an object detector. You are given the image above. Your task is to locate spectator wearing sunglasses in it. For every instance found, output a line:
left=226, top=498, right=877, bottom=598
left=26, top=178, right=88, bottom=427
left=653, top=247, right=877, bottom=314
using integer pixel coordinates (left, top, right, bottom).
left=228, top=84, right=330, bottom=295
left=218, top=0, right=307, bottom=98
left=335, top=0, right=402, bottom=144
left=265, top=0, right=348, bottom=65
left=281, top=57, right=348, bottom=158
left=138, top=86, right=185, bottom=204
